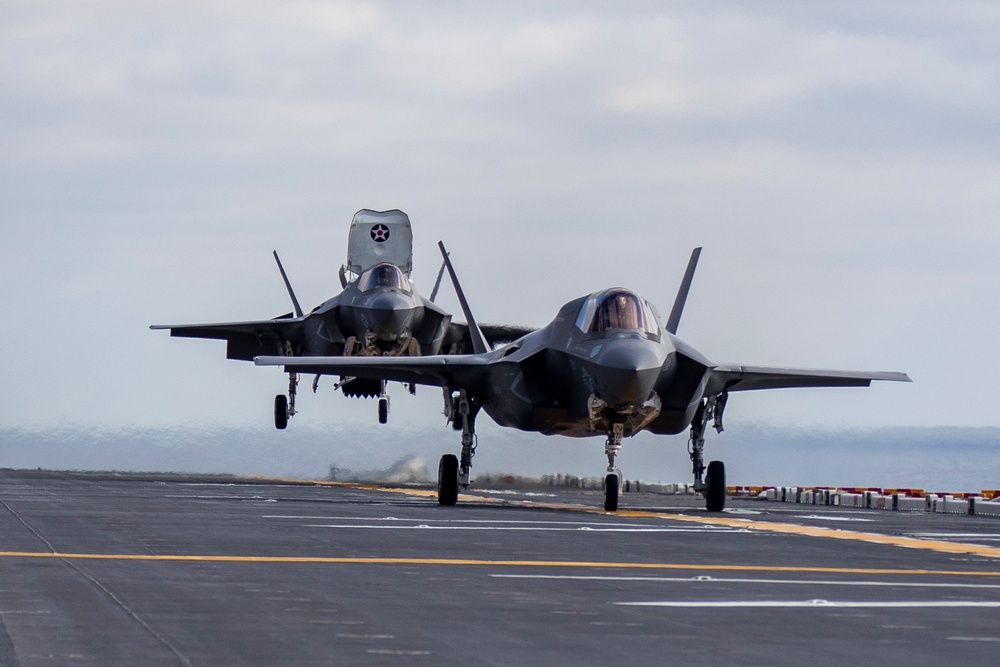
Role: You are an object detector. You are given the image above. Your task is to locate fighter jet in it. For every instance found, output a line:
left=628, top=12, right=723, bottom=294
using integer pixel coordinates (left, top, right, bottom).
left=153, top=210, right=496, bottom=427
left=255, top=244, right=911, bottom=512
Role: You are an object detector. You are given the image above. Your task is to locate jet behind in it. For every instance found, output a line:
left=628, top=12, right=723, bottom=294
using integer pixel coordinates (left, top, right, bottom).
left=153, top=210, right=454, bottom=426
left=256, top=244, right=911, bottom=512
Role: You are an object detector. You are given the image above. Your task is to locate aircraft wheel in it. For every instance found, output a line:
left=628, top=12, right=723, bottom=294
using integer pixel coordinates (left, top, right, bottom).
left=438, top=454, right=459, bottom=506
left=377, top=397, right=388, bottom=424
left=705, top=460, right=726, bottom=512
left=604, top=473, right=620, bottom=512
left=274, top=395, right=288, bottom=430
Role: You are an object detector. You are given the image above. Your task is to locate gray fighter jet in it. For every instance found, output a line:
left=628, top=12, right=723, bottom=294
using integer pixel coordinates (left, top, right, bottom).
left=255, top=244, right=910, bottom=512
left=153, top=210, right=525, bottom=427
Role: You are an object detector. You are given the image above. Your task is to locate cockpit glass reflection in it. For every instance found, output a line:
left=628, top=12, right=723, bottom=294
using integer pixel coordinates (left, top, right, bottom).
left=596, top=292, right=641, bottom=330
left=575, top=289, right=659, bottom=337
left=358, top=263, right=410, bottom=293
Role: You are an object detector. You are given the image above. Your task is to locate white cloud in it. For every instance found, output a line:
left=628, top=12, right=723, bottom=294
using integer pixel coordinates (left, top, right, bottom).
left=601, top=11, right=1000, bottom=118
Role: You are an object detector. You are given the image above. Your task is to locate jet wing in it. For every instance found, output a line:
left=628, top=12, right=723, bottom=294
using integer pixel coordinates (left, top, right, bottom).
left=254, top=354, right=491, bottom=390
left=707, top=364, right=911, bottom=394
left=443, top=322, right=536, bottom=353
left=151, top=316, right=305, bottom=360
left=481, top=323, right=536, bottom=343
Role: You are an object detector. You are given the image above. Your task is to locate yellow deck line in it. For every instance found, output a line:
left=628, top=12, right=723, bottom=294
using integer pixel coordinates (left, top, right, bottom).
left=0, top=551, right=998, bottom=577
left=9, top=480, right=992, bottom=570
left=611, top=510, right=1000, bottom=559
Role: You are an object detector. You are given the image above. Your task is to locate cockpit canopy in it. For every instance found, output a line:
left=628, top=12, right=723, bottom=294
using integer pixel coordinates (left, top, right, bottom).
left=575, top=288, right=660, bottom=338
left=358, top=263, right=411, bottom=294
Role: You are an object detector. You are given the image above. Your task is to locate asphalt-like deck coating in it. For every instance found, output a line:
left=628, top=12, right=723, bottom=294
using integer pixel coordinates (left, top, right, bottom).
left=2, top=469, right=999, bottom=666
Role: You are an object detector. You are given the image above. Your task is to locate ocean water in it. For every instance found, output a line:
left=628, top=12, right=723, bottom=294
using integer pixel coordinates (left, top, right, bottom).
left=1, top=423, right=998, bottom=494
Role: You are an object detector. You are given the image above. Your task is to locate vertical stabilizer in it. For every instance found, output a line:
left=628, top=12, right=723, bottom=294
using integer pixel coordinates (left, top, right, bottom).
left=272, top=251, right=304, bottom=318
left=438, top=241, right=489, bottom=354
left=666, top=247, right=701, bottom=335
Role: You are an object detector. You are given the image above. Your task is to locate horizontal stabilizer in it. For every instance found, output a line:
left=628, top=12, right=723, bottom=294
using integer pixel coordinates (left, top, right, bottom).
left=255, top=353, right=491, bottom=389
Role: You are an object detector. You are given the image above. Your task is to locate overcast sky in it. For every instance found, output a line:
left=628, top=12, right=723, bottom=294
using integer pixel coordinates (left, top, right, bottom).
left=3, top=1, right=999, bottom=453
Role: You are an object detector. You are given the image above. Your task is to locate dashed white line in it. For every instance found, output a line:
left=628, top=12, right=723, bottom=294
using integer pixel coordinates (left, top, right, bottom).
left=910, top=533, right=1000, bottom=539
left=489, top=574, right=1000, bottom=589
left=303, top=524, right=741, bottom=533
left=616, top=601, right=1000, bottom=608
left=263, top=516, right=678, bottom=527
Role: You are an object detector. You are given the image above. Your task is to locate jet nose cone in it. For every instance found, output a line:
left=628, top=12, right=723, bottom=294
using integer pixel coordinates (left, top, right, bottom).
left=591, top=338, right=663, bottom=407
left=366, top=292, right=417, bottom=337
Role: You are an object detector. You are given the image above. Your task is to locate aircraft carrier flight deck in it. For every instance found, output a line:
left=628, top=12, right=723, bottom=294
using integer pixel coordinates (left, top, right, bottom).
left=1, top=469, right=999, bottom=666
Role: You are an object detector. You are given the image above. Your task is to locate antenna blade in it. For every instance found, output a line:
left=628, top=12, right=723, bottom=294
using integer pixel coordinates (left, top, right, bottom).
left=666, top=247, right=701, bottom=335
left=438, top=241, right=489, bottom=354
left=272, top=251, right=304, bottom=318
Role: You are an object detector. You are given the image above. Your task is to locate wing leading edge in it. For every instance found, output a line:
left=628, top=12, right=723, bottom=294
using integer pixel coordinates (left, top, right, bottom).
left=150, top=317, right=304, bottom=360
left=150, top=317, right=301, bottom=339
left=707, top=364, right=911, bottom=393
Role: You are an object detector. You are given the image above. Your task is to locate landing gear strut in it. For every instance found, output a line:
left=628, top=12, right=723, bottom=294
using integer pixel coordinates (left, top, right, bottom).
left=689, top=392, right=728, bottom=511
left=604, top=423, right=624, bottom=512
left=437, top=389, right=479, bottom=506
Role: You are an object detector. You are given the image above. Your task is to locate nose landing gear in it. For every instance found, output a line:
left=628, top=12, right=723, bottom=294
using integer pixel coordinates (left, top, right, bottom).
left=603, top=423, right=625, bottom=512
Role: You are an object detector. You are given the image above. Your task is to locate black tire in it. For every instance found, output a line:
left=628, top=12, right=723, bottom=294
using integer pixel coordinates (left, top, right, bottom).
left=274, top=395, right=288, bottom=430
left=438, top=454, right=459, bottom=506
left=604, top=473, right=620, bottom=512
left=377, top=397, right=388, bottom=424
left=705, top=460, right=726, bottom=512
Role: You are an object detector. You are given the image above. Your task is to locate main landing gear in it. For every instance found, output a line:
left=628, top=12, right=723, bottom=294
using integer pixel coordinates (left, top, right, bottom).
left=377, top=380, right=390, bottom=424
left=437, top=389, right=479, bottom=506
left=274, top=371, right=298, bottom=430
left=689, top=392, right=728, bottom=512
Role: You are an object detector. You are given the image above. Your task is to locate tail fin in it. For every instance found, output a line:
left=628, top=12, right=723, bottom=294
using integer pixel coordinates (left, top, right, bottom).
left=665, top=247, right=701, bottom=335
left=437, top=241, right=489, bottom=354
left=272, top=251, right=304, bottom=318
left=429, top=252, right=448, bottom=303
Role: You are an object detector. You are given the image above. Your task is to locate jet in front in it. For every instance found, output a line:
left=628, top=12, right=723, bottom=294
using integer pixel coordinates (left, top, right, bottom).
left=256, top=244, right=910, bottom=512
